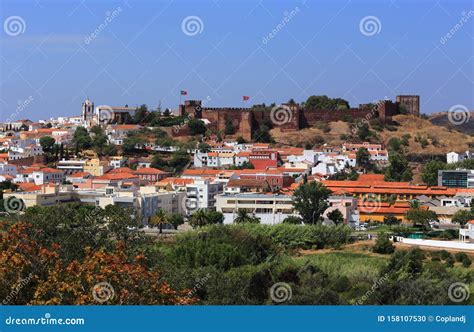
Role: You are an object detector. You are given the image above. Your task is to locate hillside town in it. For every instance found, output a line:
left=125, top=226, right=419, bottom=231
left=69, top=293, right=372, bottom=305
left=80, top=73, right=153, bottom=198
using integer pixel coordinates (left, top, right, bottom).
left=1, top=95, right=473, bottom=250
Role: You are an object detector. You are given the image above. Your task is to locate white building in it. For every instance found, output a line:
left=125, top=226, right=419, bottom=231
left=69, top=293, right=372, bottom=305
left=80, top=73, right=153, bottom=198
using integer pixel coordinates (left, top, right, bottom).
left=57, top=159, right=87, bottom=174
left=185, top=179, right=223, bottom=214
left=0, top=162, right=17, bottom=177
left=447, top=151, right=473, bottom=164
left=32, top=168, right=64, bottom=185
left=216, top=193, right=296, bottom=225
left=459, top=220, right=474, bottom=243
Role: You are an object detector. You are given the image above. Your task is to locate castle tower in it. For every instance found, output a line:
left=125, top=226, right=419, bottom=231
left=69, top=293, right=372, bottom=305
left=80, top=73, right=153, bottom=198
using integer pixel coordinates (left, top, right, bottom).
left=396, top=95, right=420, bottom=116
left=82, top=98, right=94, bottom=122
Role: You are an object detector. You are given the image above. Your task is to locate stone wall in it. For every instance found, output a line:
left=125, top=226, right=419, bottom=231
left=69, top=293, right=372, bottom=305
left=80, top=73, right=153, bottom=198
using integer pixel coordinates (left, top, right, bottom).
left=178, top=97, right=413, bottom=139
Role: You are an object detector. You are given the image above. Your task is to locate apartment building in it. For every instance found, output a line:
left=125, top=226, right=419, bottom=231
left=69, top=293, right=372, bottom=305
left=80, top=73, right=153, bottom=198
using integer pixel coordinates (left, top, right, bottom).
left=216, top=193, right=296, bottom=225
left=184, top=179, right=224, bottom=214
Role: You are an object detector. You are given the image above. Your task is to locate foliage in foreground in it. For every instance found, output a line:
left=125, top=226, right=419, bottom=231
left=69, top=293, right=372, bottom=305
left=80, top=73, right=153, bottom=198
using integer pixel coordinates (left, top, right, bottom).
left=0, top=221, right=195, bottom=305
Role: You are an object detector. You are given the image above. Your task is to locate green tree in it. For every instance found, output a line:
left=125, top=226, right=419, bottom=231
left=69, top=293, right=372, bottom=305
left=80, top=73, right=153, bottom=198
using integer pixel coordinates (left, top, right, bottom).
left=406, top=208, right=438, bottom=229
left=150, top=208, right=168, bottom=234
left=207, top=211, right=225, bottom=225
left=356, top=147, right=371, bottom=169
left=385, top=153, right=412, bottom=182
left=305, top=95, right=349, bottom=110
left=133, top=104, right=149, bottom=124
left=198, top=142, right=211, bottom=153
left=327, top=209, right=344, bottom=225
left=188, top=119, right=207, bottom=135
left=373, top=232, right=395, bottom=254
left=189, top=209, right=210, bottom=228
left=167, top=213, right=184, bottom=230
left=282, top=215, right=303, bottom=224
left=451, top=209, right=473, bottom=228
left=421, top=160, right=447, bottom=186
left=72, top=126, right=92, bottom=152
left=122, top=136, right=144, bottom=155
left=293, top=182, right=331, bottom=224
left=357, top=122, right=371, bottom=141
left=253, top=125, right=273, bottom=143
left=383, top=215, right=401, bottom=227
left=39, top=136, right=55, bottom=153
left=387, top=137, right=402, bottom=153
left=233, top=209, right=260, bottom=224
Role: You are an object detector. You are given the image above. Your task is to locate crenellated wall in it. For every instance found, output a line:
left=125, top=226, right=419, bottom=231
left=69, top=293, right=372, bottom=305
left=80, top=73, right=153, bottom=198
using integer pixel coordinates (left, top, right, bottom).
left=177, top=97, right=410, bottom=139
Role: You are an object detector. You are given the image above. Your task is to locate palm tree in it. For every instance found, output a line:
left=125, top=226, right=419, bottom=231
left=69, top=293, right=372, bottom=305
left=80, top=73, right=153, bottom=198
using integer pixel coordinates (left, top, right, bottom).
left=409, top=199, right=420, bottom=209
left=189, top=209, right=209, bottom=228
left=150, top=209, right=168, bottom=234
left=234, top=209, right=260, bottom=224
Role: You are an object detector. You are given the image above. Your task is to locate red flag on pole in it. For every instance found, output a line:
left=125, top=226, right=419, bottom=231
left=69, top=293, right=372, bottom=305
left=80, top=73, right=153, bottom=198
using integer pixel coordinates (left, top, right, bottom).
left=243, top=96, right=250, bottom=101
left=180, top=90, right=188, bottom=96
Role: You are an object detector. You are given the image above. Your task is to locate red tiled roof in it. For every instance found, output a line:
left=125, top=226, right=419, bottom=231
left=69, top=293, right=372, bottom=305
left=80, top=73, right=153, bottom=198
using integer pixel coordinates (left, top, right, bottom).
left=134, top=167, right=168, bottom=175
left=112, top=124, right=141, bottom=130
left=109, top=167, right=135, bottom=174
left=182, top=169, right=222, bottom=176
left=67, top=171, right=91, bottom=178
left=94, top=173, right=138, bottom=181
left=18, top=182, right=41, bottom=192
left=38, top=167, right=63, bottom=174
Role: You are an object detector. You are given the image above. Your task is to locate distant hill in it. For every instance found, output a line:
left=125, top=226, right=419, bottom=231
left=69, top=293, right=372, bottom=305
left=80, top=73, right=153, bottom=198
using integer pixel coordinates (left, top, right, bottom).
left=271, top=114, right=473, bottom=156
left=429, top=111, right=474, bottom=135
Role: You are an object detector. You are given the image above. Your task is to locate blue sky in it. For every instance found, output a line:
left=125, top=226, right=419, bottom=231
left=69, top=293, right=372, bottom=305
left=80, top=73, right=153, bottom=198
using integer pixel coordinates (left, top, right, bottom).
left=0, top=0, right=473, bottom=121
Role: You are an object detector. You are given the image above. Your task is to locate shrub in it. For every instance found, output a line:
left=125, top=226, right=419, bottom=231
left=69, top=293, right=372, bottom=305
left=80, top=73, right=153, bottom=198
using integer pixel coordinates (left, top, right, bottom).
left=462, top=257, right=472, bottom=268
left=231, top=224, right=352, bottom=250
left=445, top=256, right=455, bottom=268
left=439, top=250, right=451, bottom=261
left=454, top=252, right=468, bottom=262
left=372, top=232, right=395, bottom=255
left=168, top=225, right=277, bottom=270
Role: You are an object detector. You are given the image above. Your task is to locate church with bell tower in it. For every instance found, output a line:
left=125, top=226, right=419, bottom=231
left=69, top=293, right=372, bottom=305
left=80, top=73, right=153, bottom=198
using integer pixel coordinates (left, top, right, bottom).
left=81, top=98, right=94, bottom=124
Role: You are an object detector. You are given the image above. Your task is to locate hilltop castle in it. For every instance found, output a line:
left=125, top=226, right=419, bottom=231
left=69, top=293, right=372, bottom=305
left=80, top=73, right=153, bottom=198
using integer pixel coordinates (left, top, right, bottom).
left=178, top=95, right=419, bottom=141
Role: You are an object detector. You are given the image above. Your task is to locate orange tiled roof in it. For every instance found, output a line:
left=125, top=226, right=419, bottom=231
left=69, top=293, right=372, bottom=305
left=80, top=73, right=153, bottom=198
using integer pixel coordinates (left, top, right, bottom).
left=112, top=124, right=140, bottom=130
left=67, top=171, right=91, bottom=178
left=157, top=177, right=194, bottom=186
left=39, top=167, right=63, bottom=174
left=322, top=176, right=474, bottom=196
left=182, top=169, right=222, bottom=176
left=18, top=182, right=42, bottom=192
left=109, top=167, right=135, bottom=174
left=94, top=173, right=138, bottom=181
left=134, top=167, right=168, bottom=175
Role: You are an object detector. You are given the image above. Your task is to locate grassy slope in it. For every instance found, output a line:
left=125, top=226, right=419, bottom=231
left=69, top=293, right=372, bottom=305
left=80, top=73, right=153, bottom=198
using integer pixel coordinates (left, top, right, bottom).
left=271, top=115, right=473, bottom=154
